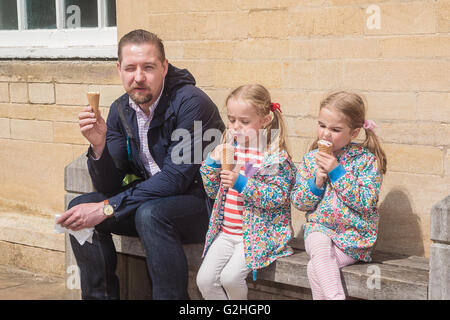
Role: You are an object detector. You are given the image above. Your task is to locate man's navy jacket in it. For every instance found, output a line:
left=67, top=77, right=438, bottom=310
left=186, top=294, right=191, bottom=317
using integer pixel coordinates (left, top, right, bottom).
left=87, top=64, right=225, bottom=220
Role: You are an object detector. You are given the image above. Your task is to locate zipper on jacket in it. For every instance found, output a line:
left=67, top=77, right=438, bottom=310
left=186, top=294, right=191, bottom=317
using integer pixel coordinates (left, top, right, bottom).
left=250, top=212, right=257, bottom=281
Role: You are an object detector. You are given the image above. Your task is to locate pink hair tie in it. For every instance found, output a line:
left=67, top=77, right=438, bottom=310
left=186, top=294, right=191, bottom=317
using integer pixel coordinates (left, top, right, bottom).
left=363, top=120, right=377, bottom=132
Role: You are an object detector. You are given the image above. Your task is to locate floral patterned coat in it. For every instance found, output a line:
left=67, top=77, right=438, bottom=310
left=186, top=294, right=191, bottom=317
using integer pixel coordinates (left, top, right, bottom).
left=200, top=150, right=297, bottom=274
left=291, top=143, right=383, bottom=262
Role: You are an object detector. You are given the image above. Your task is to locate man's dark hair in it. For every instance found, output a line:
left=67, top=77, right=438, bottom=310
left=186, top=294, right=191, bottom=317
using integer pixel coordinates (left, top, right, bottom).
left=118, top=29, right=166, bottom=63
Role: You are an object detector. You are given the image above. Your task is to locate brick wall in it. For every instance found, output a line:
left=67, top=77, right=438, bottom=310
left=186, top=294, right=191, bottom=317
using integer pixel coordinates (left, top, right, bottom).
left=0, top=61, right=124, bottom=214
left=0, top=0, right=448, bottom=257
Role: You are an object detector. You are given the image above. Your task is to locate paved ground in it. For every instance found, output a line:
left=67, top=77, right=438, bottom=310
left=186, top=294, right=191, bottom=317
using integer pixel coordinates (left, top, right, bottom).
left=0, top=265, right=68, bottom=300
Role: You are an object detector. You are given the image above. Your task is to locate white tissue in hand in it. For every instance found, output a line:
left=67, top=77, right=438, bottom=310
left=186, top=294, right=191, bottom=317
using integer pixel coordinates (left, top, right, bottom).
left=54, top=214, right=94, bottom=245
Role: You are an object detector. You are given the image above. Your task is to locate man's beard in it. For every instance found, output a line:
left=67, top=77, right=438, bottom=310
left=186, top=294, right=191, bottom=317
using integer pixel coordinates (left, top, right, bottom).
left=128, top=90, right=153, bottom=105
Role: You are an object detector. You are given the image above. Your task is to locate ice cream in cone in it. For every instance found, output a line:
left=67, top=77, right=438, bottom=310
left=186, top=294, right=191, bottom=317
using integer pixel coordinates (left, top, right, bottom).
left=221, top=144, right=235, bottom=171
left=87, top=92, right=100, bottom=119
left=317, top=139, right=333, bottom=154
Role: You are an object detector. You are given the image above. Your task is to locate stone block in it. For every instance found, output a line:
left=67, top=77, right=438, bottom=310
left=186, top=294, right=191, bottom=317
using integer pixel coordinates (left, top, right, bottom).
left=235, top=39, right=290, bottom=61
left=383, top=144, right=443, bottom=175
left=364, top=2, right=437, bottom=35
left=0, top=118, right=10, bottom=138
left=238, top=0, right=298, bottom=10
left=343, top=60, right=450, bottom=92
left=171, top=60, right=215, bottom=88
left=417, top=93, right=450, bottom=122
left=287, top=10, right=315, bottom=36
left=10, top=119, right=53, bottom=142
left=249, top=9, right=288, bottom=38
left=139, top=0, right=235, bottom=13
left=268, top=90, right=312, bottom=117
left=0, top=82, right=9, bottom=102
left=13, top=242, right=65, bottom=277
left=0, top=211, right=64, bottom=252
left=10, top=82, right=28, bottom=103
left=35, top=105, right=83, bottom=123
left=330, top=0, right=389, bottom=4
left=380, top=122, right=450, bottom=147
left=289, top=5, right=365, bottom=37
left=0, top=239, right=65, bottom=277
left=29, top=83, right=54, bottom=104
left=438, top=0, right=450, bottom=32
left=0, top=240, right=15, bottom=266
left=4, top=103, right=36, bottom=120
left=287, top=136, right=312, bottom=162
left=290, top=38, right=381, bottom=60
left=213, top=61, right=283, bottom=88
left=429, top=243, right=450, bottom=299
left=183, top=41, right=234, bottom=60
left=285, top=116, right=316, bottom=138
left=379, top=35, right=450, bottom=59
left=0, top=103, right=7, bottom=118
left=64, top=155, right=95, bottom=194
left=55, top=84, right=89, bottom=106
left=430, top=195, right=450, bottom=243
left=0, top=139, right=73, bottom=213
left=145, top=12, right=248, bottom=41
left=313, top=6, right=364, bottom=36
left=257, top=250, right=429, bottom=299
left=284, top=61, right=343, bottom=90
left=445, top=150, right=450, bottom=176
left=365, top=92, right=416, bottom=121
left=53, top=122, right=89, bottom=145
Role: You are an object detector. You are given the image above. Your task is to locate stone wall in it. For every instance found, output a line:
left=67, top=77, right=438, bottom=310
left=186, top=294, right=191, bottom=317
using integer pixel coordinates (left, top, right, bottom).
left=0, top=0, right=449, bottom=258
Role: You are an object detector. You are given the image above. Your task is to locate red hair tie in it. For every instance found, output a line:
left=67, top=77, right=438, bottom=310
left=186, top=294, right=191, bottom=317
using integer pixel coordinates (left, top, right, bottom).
left=270, top=102, right=282, bottom=113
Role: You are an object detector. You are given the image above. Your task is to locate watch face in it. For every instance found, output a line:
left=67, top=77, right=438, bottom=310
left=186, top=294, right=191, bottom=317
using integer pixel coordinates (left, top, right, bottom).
left=103, top=205, right=114, bottom=216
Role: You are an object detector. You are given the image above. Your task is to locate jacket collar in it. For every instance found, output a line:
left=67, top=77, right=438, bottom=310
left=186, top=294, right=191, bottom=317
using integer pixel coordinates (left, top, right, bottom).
left=336, top=142, right=368, bottom=162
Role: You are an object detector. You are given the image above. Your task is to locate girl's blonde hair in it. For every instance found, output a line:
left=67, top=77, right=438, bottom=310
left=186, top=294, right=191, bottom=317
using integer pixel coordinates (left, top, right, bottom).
left=309, top=91, right=387, bottom=174
left=225, top=84, right=290, bottom=158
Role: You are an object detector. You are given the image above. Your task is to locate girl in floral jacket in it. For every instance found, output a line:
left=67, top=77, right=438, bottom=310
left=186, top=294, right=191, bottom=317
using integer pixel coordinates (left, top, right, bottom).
left=196, top=84, right=296, bottom=300
left=291, top=91, right=387, bottom=300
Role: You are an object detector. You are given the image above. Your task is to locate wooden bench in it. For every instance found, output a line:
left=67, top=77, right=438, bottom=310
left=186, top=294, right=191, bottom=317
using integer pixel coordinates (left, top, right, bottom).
left=64, top=155, right=448, bottom=300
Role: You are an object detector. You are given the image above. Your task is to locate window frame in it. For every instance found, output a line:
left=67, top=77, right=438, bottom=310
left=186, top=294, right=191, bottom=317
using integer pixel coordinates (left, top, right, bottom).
left=0, top=0, right=117, bottom=59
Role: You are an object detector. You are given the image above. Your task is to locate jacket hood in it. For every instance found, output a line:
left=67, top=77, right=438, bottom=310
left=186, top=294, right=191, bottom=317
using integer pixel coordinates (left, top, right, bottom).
left=165, top=64, right=196, bottom=93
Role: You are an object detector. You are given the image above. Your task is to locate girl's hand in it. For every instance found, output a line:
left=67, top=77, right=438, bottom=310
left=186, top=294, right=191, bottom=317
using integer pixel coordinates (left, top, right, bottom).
left=315, top=166, right=328, bottom=189
left=315, top=151, right=339, bottom=173
left=220, top=170, right=239, bottom=189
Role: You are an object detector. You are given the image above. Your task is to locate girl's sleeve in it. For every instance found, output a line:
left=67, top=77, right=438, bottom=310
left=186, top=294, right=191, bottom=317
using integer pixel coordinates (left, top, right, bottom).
left=239, top=159, right=296, bottom=211
left=200, top=153, right=221, bottom=199
left=290, top=154, right=324, bottom=211
left=329, top=154, right=382, bottom=215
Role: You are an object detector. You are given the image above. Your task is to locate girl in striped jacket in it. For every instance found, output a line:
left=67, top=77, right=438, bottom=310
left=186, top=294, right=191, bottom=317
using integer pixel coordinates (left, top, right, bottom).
left=291, top=91, right=387, bottom=300
left=196, top=84, right=296, bottom=300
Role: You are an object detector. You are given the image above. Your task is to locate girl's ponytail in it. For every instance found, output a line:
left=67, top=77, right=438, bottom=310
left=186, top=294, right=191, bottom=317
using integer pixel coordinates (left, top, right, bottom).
left=362, top=128, right=387, bottom=175
left=265, top=107, right=291, bottom=158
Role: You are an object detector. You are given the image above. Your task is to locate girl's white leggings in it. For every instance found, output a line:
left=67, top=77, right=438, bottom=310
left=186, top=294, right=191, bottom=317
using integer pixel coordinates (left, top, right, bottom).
left=196, top=231, right=251, bottom=300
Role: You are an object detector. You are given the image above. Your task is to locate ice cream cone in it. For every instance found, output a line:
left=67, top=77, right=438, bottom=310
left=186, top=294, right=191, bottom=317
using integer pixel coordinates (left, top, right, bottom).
left=222, top=144, right=235, bottom=171
left=87, top=92, right=100, bottom=119
left=317, top=139, right=333, bottom=154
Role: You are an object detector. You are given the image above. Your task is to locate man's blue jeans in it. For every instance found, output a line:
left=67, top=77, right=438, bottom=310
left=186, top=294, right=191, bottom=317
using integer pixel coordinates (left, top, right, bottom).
left=68, top=185, right=209, bottom=300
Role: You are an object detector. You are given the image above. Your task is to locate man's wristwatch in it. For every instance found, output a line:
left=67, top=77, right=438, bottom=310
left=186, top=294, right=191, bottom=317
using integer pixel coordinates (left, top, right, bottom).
left=103, top=199, right=114, bottom=218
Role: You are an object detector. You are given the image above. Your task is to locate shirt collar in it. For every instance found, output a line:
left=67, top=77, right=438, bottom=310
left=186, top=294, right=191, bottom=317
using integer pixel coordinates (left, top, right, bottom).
left=129, top=81, right=165, bottom=117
